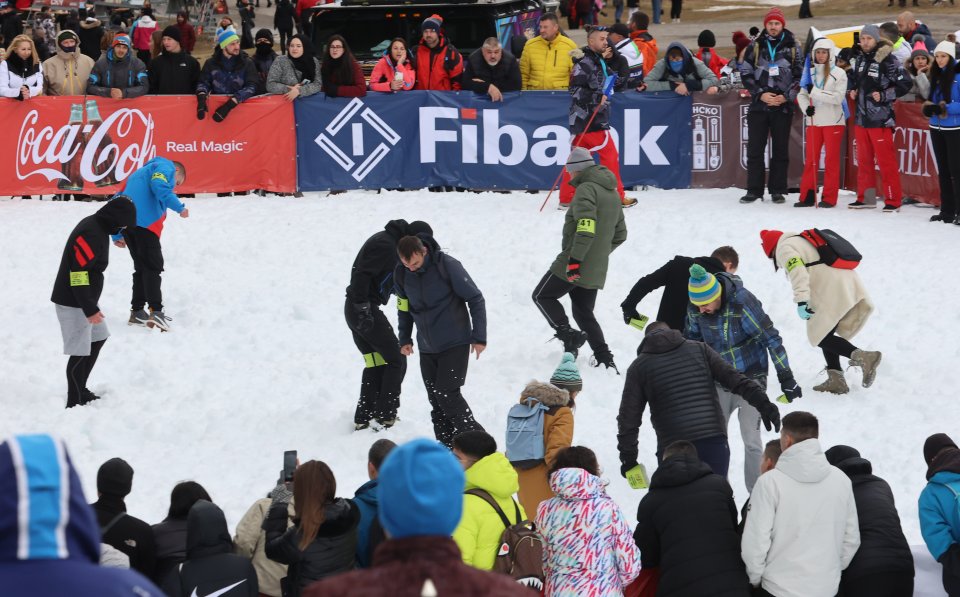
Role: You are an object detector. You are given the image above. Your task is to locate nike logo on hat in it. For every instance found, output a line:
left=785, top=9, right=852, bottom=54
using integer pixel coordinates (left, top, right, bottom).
left=190, top=579, right=246, bottom=597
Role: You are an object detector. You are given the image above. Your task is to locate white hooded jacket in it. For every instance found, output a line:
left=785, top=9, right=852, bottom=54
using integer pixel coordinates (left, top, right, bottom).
left=741, top=438, right=860, bottom=597
left=797, top=38, right=848, bottom=127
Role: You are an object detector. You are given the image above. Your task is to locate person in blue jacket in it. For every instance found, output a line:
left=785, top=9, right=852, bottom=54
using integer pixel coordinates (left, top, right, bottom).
left=353, top=439, right=396, bottom=568
left=919, top=433, right=960, bottom=596
left=0, top=434, right=164, bottom=596
left=113, top=157, right=188, bottom=331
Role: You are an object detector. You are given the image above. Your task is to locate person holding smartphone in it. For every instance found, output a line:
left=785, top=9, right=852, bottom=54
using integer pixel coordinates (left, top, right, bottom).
left=368, top=38, right=415, bottom=93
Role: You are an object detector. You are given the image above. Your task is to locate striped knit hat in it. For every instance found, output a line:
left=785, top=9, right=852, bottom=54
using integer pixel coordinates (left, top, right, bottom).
left=112, top=33, right=131, bottom=48
left=688, top=264, right=721, bottom=306
left=550, top=352, right=582, bottom=392
left=217, top=28, right=240, bottom=49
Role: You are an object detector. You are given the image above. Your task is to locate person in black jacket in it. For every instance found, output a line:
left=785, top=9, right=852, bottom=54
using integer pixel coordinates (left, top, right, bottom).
left=825, top=445, right=915, bottom=597
left=91, top=457, right=158, bottom=579
left=51, top=198, right=135, bottom=409
left=152, top=481, right=212, bottom=585
left=346, top=220, right=433, bottom=431
left=635, top=441, right=751, bottom=597
left=252, top=28, right=276, bottom=94
left=149, top=28, right=201, bottom=94
left=274, top=0, right=295, bottom=54
left=263, top=460, right=360, bottom=597
left=621, top=247, right=733, bottom=331
left=461, top=37, right=521, bottom=101
left=162, top=500, right=259, bottom=596
left=395, top=235, right=487, bottom=447
left=617, top=323, right=780, bottom=479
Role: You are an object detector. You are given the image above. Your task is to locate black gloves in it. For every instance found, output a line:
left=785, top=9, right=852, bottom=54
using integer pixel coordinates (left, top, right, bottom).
left=353, top=302, right=374, bottom=333
left=778, top=371, right=802, bottom=403
left=759, top=402, right=781, bottom=432
left=620, top=461, right=639, bottom=478
left=566, top=258, right=582, bottom=282
left=805, top=105, right=815, bottom=117
left=622, top=307, right=640, bottom=325
left=197, top=93, right=208, bottom=120
left=922, top=103, right=938, bottom=117
left=213, top=98, right=238, bottom=123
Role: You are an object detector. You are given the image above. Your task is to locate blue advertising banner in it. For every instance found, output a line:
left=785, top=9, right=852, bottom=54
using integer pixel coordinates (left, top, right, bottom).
left=294, top=91, right=692, bottom=192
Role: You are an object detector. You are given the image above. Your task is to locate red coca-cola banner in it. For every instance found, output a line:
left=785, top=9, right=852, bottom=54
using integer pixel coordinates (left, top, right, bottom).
left=843, top=100, right=941, bottom=206
left=1, top=95, right=297, bottom=195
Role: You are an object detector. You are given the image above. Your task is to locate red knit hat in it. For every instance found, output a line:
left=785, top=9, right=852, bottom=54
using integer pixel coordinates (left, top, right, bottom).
left=760, top=229, right=784, bottom=258
left=763, top=8, right=786, bottom=28
left=732, top=31, right=750, bottom=56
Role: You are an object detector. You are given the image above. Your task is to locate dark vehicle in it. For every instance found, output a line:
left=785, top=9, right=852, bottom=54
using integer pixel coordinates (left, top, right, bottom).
left=308, top=0, right=547, bottom=78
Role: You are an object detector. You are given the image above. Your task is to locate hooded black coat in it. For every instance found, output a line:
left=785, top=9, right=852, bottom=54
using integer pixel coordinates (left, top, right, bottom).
left=51, top=199, right=136, bottom=317
left=346, top=220, right=432, bottom=306
left=161, top=500, right=259, bottom=596
left=151, top=517, right=187, bottom=585
left=824, top=447, right=915, bottom=586
left=263, top=498, right=360, bottom=597
left=617, top=328, right=771, bottom=464
left=634, top=453, right=750, bottom=597
left=621, top=255, right=725, bottom=330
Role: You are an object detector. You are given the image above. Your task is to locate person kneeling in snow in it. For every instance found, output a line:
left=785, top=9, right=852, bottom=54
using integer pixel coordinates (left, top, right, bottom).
left=759, top=230, right=880, bottom=395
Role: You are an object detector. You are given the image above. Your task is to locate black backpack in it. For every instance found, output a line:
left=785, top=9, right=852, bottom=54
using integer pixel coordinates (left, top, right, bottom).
left=799, top=228, right=862, bottom=270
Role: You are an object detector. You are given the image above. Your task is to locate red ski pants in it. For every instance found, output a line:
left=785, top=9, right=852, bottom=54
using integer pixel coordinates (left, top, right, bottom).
left=855, top=126, right=902, bottom=208
left=799, top=125, right=844, bottom=205
left=559, top=130, right=625, bottom=205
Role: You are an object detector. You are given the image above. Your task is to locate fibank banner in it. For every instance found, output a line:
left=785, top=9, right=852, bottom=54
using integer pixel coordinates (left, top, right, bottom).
left=295, top=91, right=692, bottom=192
left=1, top=95, right=297, bottom=195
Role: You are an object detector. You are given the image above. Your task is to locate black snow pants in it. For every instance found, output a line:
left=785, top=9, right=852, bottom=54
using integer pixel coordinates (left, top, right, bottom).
left=344, top=298, right=407, bottom=425
left=419, top=344, right=484, bottom=447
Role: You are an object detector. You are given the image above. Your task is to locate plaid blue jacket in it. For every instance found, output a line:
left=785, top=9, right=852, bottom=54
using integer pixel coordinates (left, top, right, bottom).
left=684, top=273, right=791, bottom=379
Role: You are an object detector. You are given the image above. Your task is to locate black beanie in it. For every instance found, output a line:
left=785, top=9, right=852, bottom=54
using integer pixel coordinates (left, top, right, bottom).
left=255, top=28, right=274, bottom=44
left=924, top=433, right=957, bottom=465
left=97, top=458, right=134, bottom=497
left=697, top=29, right=716, bottom=48
left=824, top=445, right=860, bottom=467
left=162, top=25, right=181, bottom=43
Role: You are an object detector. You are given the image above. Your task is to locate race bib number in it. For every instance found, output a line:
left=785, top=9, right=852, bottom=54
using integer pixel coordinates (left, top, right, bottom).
left=69, top=271, right=90, bottom=286
left=786, top=256, right=803, bottom=272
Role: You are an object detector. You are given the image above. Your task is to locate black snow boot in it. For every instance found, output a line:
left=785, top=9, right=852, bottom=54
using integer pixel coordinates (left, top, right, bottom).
left=554, top=325, right=588, bottom=356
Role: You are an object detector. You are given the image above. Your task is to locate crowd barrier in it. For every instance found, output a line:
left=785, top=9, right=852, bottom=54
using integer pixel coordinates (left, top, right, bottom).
left=0, top=92, right=941, bottom=205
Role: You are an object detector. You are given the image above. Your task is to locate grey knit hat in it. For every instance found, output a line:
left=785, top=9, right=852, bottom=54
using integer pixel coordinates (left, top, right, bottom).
left=860, top=24, right=881, bottom=42
left=565, top=147, right=595, bottom=173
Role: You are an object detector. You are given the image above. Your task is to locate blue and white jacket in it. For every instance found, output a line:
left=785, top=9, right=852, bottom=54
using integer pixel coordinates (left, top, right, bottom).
left=113, top=157, right=185, bottom=240
left=929, top=65, right=960, bottom=130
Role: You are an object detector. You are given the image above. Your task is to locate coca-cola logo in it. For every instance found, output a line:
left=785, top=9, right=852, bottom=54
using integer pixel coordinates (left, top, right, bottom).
left=17, top=107, right=157, bottom=184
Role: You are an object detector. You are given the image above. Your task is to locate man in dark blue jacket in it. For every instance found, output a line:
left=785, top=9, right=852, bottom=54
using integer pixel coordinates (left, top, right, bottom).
left=395, top=235, right=487, bottom=447
left=0, top=434, right=164, bottom=596
left=353, top=439, right=396, bottom=568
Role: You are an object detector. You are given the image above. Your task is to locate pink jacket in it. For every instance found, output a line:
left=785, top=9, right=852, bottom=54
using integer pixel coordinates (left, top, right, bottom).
left=536, top=468, right=642, bottom=597
left=368, top=54, right=415, bottom=93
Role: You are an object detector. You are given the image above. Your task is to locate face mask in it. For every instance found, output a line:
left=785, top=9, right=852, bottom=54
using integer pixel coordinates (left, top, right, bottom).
left=60, top=43, right=77, bottom=53
left=669, top=59, right=684, bottom=73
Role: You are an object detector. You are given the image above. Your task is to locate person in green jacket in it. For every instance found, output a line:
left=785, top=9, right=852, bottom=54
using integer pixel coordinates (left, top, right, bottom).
left=451, top=431, right=526, bottom=571
left=532, top=147, right=628, bottom=371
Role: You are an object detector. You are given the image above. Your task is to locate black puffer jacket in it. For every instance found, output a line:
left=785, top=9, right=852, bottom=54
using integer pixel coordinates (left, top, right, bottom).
left=824, top=446, right=915, bottom=584
left=151, top=517, right=188, bottom=585
left=346, top=220, right=432, bottom=306
left=148, top=50, right=201, bottom=94
left=161, top=500, right=259, bottom=596
left=51, top=199, right=136, bottom=316
left=617, top=328, right=771, bottom=464
left=263, top=498, right=360, bottom=597
left=849, top=40, right=912, bottom=128
left=621, top=255, right=725, bottom=331
left=634, top=453, right=750, bottom=597
left=461, top=48, right=522, bottom=94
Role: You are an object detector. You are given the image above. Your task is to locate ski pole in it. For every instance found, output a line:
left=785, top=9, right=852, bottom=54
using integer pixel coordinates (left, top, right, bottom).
left=539, top=100, right=605, bottom=213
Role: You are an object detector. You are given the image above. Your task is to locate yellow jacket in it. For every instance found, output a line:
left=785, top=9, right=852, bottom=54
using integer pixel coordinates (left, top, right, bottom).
left=520, top=34, right=578, bottom=90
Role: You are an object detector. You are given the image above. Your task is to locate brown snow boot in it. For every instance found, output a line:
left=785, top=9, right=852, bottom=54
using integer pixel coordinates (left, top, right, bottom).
left=850, top=349, right=882, bottom=388
left=813, top=369, right=849, bottom=394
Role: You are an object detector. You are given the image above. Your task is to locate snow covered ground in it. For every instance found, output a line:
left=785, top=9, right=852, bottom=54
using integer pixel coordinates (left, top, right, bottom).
left=0, top=187, right=954, bottom=572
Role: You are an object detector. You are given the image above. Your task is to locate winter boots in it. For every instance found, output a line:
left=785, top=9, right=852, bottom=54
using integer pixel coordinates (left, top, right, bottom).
left=146, top=310, right=172, bottom=332
left=128, top=309, right=149, bottom=326
left=813, top=369, right=849, bottom=394
left=554, top=325, right=588, bottom=356
left=850, top=349, right=882, bottom=388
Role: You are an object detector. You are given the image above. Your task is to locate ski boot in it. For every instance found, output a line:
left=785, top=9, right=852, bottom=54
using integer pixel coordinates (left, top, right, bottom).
left=850, top=349, right=882, bottom=388
left=812, top=370, right=848, bottom=394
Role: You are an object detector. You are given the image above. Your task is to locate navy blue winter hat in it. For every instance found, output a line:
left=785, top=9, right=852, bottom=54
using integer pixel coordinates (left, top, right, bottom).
left=0, top=435, right=101, bottom=562
left=421, top=14, right=443, bottom=33
left=377, top=438, right=463, bottom=539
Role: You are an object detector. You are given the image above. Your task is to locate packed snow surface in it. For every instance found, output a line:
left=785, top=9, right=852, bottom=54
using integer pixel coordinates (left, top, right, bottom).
left=1, top=188, right=955, bottom=555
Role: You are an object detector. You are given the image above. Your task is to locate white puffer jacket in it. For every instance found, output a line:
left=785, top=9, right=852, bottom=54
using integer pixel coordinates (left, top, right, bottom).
left=0, top=59, right=44, bottom=98
left=797, top=38, right=848, bottom=127
left=741, top=438, right=861, bottom=597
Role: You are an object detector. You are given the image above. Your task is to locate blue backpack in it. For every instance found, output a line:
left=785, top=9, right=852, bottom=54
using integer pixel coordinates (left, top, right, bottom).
left=505, top=398, right=549, bottom=470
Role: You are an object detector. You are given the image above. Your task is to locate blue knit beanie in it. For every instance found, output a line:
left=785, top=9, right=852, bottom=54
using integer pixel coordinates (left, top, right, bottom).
left=550, top=352, right=582, bottom=392
left=217, top=28, right=240, bottom=49
left=688, top=264, right=721, bottom=306
left=377, top=439, right=464, bottom=539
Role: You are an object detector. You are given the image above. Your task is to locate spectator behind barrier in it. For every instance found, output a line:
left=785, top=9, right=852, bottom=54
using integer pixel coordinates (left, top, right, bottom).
left=149, top=25, right=200, bottom=94
left=903, top=42, right=932, bottom=102
left=0, top=435, right=164, bottom=595
left=196, top=29, right=259, bottom=123
left=643, top=41, right=719, bottom=95
left=628, top=12, right=658, bottom=76
left=608, top=23, right=644, bottom=88
left=175, top=11, right=197, bottom=54
left=1, top=34, right=44, bottom=99
left=266, top=34, right=323, bottom=101
left=922, top=42, right=960, bottom=225
left=461, top=37, right=521, bottom=102
left=368, top=37, right=415, bottom=93
left=87, top=33, right=147, bottom=99
left=252, top=28, right=277, bottom=95
left=320, top=34, right=366, bottom=98
left=415, top=14, right=464, bottom=90
left=695, top=29, right=728, bottom=78
left=519, top=13, right=577, bottom=90
left=43, top=30, right=95, bottom=96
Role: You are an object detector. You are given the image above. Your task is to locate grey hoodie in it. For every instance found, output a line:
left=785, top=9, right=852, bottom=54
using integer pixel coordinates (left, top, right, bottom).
left=644, top=42, right=719, bottom=92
